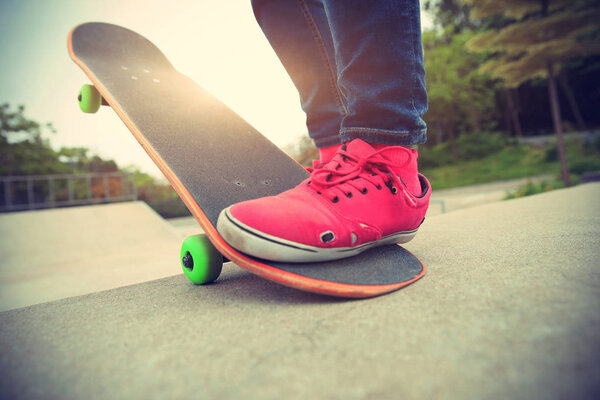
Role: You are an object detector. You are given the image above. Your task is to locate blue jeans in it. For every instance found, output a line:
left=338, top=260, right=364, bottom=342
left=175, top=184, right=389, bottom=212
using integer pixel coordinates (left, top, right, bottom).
left=251, top=0, right=428, bottom=148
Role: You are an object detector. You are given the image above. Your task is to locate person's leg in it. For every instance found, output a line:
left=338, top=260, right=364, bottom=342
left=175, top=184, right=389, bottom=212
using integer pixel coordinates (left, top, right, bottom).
left=322, top=0, right=427, bottom=146
left=217, top=0, right=430, bottom=262
left=251, top=0, right=345, bottom=151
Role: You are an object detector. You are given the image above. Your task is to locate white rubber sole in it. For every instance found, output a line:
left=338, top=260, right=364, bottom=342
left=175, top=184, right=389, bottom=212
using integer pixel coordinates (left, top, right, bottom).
left=216, top=207, right=419, bottom=263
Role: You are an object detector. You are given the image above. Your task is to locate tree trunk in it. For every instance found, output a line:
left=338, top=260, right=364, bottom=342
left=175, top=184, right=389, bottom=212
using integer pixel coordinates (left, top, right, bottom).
left=435, top=119, right=443, bottom=145
left=504, top=92, right=512, bottom=137
left=448, top=103, right=459, bottom=161
left=558, top=69, right=587, bottom=131
left=505, top=88, right=523, bottom=138
left=547, top=61, right=571, bottom=187
left=467, top=85, right=480, bottom=133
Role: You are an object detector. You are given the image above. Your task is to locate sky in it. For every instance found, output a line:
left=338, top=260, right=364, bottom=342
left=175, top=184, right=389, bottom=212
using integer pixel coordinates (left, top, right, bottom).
left=0, top=0, right=432, bottom=179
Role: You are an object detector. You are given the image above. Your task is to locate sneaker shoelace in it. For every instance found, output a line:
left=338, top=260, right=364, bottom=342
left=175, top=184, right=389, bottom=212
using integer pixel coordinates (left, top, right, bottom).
left=307, top=147, right=417, bottom=207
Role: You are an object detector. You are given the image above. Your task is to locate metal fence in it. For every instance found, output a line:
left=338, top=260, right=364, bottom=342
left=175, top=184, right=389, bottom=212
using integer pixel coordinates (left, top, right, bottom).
left=0, top=173, right=137, bottom=212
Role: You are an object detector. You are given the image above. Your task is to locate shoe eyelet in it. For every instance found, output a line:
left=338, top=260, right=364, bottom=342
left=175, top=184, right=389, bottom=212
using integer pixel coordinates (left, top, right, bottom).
left=385, top=180, right=397, bottom=194
left=331, top=196, right=339, bottom=203
left=345, top=192, right=353, bottom=198
left=376, top=184, right=382, bottom=190
left=326, top=174, right=332, bottom=182
left=361, top=188, right=368, bottom=194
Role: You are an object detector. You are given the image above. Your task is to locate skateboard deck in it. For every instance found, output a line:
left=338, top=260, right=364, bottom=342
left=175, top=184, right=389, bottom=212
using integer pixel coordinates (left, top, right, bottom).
left=67, top=22, right=425, bottom=298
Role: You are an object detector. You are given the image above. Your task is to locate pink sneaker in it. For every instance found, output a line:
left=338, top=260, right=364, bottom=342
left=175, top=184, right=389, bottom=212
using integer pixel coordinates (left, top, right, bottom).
left=217, top=139, right=431, bottom=262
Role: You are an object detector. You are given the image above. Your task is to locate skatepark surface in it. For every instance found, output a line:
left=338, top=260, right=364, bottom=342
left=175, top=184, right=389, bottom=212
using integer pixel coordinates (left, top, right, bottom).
left=1, top=183, right=599, bottom=399
left=0, top=202, right=182, bottom=311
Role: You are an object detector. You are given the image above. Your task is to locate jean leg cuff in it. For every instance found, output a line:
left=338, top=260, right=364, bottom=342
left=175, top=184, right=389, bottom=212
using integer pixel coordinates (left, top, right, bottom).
left=340, top=128, right=427, bottom=146
left=313, top=134, right=343, bottom=149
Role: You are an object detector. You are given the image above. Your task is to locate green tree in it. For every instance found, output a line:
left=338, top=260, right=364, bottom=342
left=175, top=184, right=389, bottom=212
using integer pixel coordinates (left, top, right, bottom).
left=58, top=147, right=119, bottom=173
left=1, top=103, right=192, bottom=216
left=0, top=103, right=70, bottom=176
left=424, top=0, right=480, bottom=34
left=423, top=29, right=500, bottom=158
left=466, top=0, right=600, bottom=186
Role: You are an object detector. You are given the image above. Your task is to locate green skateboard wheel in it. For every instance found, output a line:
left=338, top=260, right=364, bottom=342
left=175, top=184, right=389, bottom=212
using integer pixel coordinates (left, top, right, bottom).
left=78, top=84, right=102, bottom=113
left=180, top=234, right=223, bottom=284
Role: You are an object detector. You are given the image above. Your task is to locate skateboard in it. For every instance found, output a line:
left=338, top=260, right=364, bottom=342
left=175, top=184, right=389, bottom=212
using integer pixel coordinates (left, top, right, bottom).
left=68, top=22, right=425, bottom=298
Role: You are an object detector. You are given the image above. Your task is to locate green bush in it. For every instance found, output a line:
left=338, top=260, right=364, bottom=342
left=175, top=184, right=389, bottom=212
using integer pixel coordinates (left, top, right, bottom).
left=419, top=131, right=508, bottom=169
left=592, top=135, right=600, bottom=153
left=544, top=144, right=558, bottom=162
left=569, top=159, right=600, bottom=175
left=544, top=135, right=600, bottom=162
left=456, top=132, right=508, bottom=160
left=543, top=135, right=600, bottom=176
left=146, top=197, right=191, bottom=219
left=504, top=179, right=559, bottom=200
left=418, top=142, right=455, bottom=168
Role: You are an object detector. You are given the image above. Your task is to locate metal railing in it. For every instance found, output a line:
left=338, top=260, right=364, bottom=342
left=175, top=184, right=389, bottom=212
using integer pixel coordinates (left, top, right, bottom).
left=0, top=172, right=137, bottom=212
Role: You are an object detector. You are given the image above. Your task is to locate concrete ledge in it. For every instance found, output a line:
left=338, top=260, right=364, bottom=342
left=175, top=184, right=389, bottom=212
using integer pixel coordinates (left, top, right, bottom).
left=0, top=202, right=182, bottom=311
left=1, top=184, right=598, bottom=400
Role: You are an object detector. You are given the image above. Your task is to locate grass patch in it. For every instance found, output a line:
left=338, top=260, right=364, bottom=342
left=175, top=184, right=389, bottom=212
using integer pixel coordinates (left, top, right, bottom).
left=421, top=146, right=558, bottom=189
left=421, top=139, right=600, bottom=190
left=504, top=179, right=564, bottom=200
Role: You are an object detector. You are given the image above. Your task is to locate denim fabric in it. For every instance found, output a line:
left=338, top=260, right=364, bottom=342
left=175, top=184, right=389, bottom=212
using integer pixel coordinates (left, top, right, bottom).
left=251, top=0, right=428, bottom=148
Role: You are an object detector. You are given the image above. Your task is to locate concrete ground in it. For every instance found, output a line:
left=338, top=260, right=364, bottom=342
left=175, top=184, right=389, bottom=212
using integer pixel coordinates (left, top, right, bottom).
left=0, top=202, right=181, bottom=311
left=0, top=183, right=598, bottom=400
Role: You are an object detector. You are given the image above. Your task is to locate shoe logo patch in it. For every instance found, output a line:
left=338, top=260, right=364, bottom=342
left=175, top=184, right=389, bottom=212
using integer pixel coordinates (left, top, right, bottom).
left=320, top=231, right=335, bottom=243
